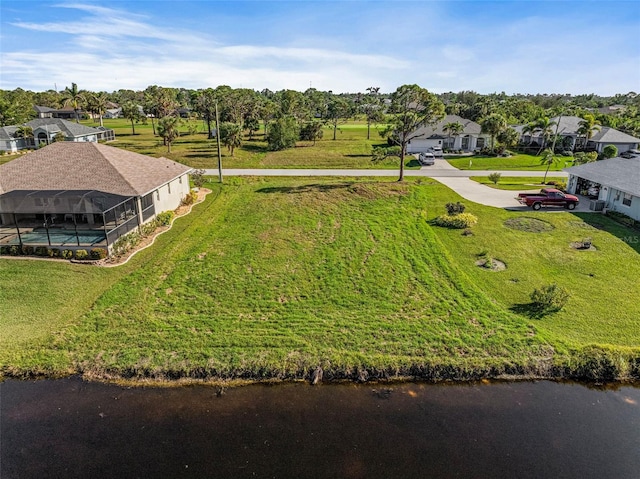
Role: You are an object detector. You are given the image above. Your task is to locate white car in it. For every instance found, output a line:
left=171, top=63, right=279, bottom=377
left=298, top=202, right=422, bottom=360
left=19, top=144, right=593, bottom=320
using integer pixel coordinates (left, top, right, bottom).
left=429, top=146, right=444, bottom=157
left=419, top=152, right=435, bottom=165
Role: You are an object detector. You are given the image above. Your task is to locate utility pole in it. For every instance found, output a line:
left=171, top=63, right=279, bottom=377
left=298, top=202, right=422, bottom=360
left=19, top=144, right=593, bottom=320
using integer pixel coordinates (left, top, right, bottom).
left=215, top=101, right=223, bottom=183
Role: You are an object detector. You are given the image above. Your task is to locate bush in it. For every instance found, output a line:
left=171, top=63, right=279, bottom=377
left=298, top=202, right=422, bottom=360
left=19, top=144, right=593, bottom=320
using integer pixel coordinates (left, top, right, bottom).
left=561, top=151, right=573, bottom=157
left=75, top=249, right=89, bottom=260
left=488, top=172, right=502, bottom=185
left=191, top=169, right=206, bottom=188
left=34, top=246, right=48, bottom=256
left=433, top=213, right=478, bottom=229
left=156, top=211, right=174, bottom=226
left=530, top=284, right=570, bottom=313
left=48, top=248, right=60, bottom=258
left=61, top=249, right=73, bottom=259
left=90, top=248, right=108, bottom=260
left=445, top=202, right=466, bottom=215
left=9, top=245, right=20, bottom=255
left=181, top=189, right=197, bottom=206
left=21, top=245, right=34, bottom=255
left=602, top=145, right=618, bottom=159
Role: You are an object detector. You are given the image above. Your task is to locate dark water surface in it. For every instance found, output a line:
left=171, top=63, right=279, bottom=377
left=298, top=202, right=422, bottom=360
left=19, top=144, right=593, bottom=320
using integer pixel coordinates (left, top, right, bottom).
left=1, top=378, right=639, bottom=478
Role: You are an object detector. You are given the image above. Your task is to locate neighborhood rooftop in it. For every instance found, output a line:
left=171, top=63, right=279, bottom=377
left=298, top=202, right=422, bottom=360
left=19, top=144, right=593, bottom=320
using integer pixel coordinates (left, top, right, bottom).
left=564, top=157, right=640, bottom=197
left=0, top=142, right=192, bottom=197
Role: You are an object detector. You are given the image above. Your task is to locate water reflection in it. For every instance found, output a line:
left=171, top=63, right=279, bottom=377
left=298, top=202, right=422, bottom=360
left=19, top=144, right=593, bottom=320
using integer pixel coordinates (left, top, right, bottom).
left=1, top=378, right=639, bottom=478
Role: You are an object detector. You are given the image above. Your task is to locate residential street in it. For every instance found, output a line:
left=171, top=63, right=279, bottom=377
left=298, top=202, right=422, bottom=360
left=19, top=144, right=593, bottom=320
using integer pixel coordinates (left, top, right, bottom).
left=203, top=159, right=573, bottom=210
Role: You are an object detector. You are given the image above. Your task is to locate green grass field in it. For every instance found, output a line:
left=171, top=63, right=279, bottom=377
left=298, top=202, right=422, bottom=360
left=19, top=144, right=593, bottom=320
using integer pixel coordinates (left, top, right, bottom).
left=448, top=154, right=574, bottom=171
left=87, top=118, right=417, bottom=170
left=470, top=176, right=566, bottom=190
left=2, top=178, right=639, bottom=382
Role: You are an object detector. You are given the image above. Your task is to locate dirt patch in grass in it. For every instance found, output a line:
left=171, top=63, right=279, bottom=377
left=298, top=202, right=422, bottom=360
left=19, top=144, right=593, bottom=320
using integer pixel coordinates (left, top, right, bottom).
left=570, top=241, right=597, bottom=251
left=475, top=258, right=507, bottom=271
left=504, top=217, right=555, bottom=233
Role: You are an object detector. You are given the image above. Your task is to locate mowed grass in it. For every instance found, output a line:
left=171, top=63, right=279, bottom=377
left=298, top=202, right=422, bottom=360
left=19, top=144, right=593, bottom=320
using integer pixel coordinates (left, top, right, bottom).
left=88, top=118, right=414, bottom=170
left=448, top=154, right=574, bottom=171
left=1, top=178, right=639, bottom=381
left=470, top=176, right=566, bottom=190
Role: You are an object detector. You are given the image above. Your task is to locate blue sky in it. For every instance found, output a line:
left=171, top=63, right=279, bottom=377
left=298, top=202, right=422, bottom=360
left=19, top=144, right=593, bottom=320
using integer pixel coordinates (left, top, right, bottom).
left=1, top=0, right=639, bottom=95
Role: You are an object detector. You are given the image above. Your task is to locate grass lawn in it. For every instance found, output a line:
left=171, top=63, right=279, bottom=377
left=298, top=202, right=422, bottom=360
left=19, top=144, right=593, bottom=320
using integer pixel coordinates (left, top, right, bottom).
left=83, top=119, right=415, bottom=170
left=1, top=177, right=639, bottom=382
left=470, top=176, right=566, bottom=190
left=448, top=154, right=575, bottom=171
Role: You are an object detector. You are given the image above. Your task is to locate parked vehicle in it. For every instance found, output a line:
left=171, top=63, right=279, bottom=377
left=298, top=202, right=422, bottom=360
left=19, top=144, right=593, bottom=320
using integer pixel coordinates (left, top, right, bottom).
left=517, top=188, right=580, bottom=210
left=429, top=146, right=444, bottom=158
left=419, top=152, right=435, bottom=165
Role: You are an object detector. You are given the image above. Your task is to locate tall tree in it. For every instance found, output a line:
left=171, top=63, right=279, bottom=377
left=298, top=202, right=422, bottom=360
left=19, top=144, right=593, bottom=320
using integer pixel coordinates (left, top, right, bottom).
left=60, top=83, right=85, bottom=123
left=219, top=122, right=243, bottom=156
left=442, top=121, right=464, bottom=150
left=361, top=87, right=385, bottom=140
left=540, top=148, right=560, bottom=183
left=121, top=101, right=145, bottom=135
left=325, top=97, right=354, bottom=140
left=480, top=113, right=507, bottom=153
left=267, top=116, right=299, bottom=151
left=86, top=92, right=109, bottom=127
left=157, top=115, right=181, bottom=153
left=385, top=84, right=445, bottom=181
left=577, top=114, right=600, bottom=151
left=194, top=88, right=217, bottom=138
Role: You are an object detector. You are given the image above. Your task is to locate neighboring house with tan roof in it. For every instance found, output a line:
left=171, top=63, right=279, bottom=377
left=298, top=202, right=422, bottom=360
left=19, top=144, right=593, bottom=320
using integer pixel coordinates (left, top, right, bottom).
left=0, top=118, right=115, bottom=153
left=0, top=142, right=191, bottom=255
left=405, top=114, right=490, bottom=153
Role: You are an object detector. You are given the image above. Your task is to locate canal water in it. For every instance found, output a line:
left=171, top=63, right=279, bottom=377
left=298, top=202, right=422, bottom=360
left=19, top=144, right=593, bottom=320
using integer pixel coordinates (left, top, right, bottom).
left=1, top=378, right=639, bottom=478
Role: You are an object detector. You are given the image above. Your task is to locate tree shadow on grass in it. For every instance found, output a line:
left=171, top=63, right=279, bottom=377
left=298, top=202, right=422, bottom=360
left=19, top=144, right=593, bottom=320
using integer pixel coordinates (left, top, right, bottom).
left=510, top=303, right=555, bottom=319
left=572, top=212, right=640, bottom=255
left=406, top=159, right=421, bottom=168
left=256, top=182, right=354, bottom=194
left=242, top=143, right=269, bottom=153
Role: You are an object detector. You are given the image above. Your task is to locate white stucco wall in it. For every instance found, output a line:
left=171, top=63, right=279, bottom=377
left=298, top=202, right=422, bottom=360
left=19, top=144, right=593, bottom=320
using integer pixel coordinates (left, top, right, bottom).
left=151, top=173, right=191, bottom=215
left=406, top=138, right=443, bottom=153
left=606, top=187, right=640, bottom=221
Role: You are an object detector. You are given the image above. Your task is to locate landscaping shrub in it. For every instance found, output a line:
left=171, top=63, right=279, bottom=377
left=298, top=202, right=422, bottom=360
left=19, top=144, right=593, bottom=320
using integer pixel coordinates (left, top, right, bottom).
left=75, top=249, right=89, bottom=260
left=445, top=202, right=466, bottom=215
left=191, top=169, right=206, bottom=188
left=34, top=246, right=48, bottom=256
left=488, top=172, right=501, bottom=185
left=9, top=245, right=20, bottom=255
left=90, top=248, right=108, bottom=260
left=61, top=249, right=73, bottom=259
left=181, top=190, right=197, bottom=206
left=530, top=284, right=570, bottom=313
left=606, top=210, right=637, bottom=228
left=48, top=248, right=60, bottom=258
left=433, top=213, right=478, bottom=229
left=21, top=245, right=34, bottom=255
left=156, top=211, right=174, bottom=226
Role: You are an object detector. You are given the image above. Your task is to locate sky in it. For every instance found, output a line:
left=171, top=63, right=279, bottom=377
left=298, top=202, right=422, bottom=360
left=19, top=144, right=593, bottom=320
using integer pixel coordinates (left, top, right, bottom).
left=1, top=0, right=639, bottom=95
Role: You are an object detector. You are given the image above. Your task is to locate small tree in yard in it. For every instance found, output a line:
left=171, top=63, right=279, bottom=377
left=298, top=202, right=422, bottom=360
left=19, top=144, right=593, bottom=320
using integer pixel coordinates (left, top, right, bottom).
left=300, top=121, right=324, bottom=145
left=602, top=145, right=618, bottom=159
left=191, top=169, right=206, bottom=188
left=267, top=116, right=299, bottom=151
left=488, top=172, right=502, bottom=185
left=219, top=122, right=243, bottom=156
left=157, top=115, right=180, bottom=153
left=530, top=284, right=570, bottom=313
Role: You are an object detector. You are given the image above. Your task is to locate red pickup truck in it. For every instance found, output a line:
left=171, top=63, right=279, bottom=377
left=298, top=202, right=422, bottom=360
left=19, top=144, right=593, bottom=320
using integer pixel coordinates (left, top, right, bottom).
left=517, top=188, right=580, bottom=210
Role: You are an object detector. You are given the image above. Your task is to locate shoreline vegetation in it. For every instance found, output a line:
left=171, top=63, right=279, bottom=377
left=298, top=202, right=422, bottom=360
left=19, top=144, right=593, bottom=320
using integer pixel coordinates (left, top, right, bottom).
left=2, top=177, right=639, bottom=387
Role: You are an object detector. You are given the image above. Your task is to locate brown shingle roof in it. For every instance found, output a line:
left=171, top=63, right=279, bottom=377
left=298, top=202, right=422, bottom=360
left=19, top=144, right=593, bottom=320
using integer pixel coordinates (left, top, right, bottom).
left=0, top=142, right=191, bottom=196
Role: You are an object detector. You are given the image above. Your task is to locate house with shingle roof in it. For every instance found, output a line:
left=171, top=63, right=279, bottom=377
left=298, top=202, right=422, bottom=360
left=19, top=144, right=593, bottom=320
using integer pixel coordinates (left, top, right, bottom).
left=515, top=116, right=639, bottom=153
left=405, top=114, right=490, bottom=153
left=0, top=142, right=191, bottom=255
left=564, top=156, right=640, bottom=220
left=0, top=118, right=115, bottom=153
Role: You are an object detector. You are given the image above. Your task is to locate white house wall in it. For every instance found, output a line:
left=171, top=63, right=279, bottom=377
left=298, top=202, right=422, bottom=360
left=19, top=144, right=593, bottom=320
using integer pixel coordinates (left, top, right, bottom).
left=151, top=173, right=191, bottom=215
left=606, top=187, right=640, bottom=221
left=406, top=138, right=443, bottom=153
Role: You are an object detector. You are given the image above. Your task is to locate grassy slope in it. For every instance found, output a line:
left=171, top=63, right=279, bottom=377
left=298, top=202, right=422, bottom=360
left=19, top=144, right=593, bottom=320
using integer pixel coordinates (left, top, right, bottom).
left=92, top=119, right=415, bottom=170
left=448, top=154, right=573, bottom=171
left=1, top=178, right=639, bottom=381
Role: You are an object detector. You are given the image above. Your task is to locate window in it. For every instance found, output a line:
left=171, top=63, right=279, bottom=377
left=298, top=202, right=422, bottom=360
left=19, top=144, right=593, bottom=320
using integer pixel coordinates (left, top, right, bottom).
left=476, top=137, right=485, bottom=148
left=179, top=176, right=182, bottom=184
left=156, top=190, right=160, bottom=201
left=623, top=193, right=633, bottom=207
left=168, top=182, right=171, bottom=194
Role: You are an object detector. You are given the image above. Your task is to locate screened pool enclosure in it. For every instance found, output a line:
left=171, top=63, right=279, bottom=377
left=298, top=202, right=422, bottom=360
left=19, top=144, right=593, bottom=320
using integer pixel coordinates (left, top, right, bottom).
left=0, top=189, right=155, bottom=251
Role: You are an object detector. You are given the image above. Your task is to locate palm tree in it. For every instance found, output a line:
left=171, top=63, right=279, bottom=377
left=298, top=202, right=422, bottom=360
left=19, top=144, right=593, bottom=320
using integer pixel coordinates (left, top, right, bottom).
left=533, top=117, right=557, bottom=155
left=577, top=114, right=600, bottom=151
left=480, top=113, right=507, bottom=153
left=60, top=83, right=85, bottom=123
left=442, top=121, right=463, bottom=150
left=87, top=92, right=108, bottom=127
left=157, top=115, right=181, bottom=153
left=540, top=148, right=560, bottom=183
left=13, top=125, right=34, bottom=147
left=121, top=101, right=144, bottom=135
left=521, top=122, right=537, bottom=148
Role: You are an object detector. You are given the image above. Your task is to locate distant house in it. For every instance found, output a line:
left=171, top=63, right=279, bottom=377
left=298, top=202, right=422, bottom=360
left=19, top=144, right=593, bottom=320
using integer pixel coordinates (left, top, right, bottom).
left=565, top=156, right=640, bottom=221
left=515, top=116, right=640, bottom=153
left=104, top=108, right=122, bottom=119
left=0, top=119, right=115, bottom=153
left=0, top=142, right=192, bottom=255
left=405, top=114, right=490, bottom=153
left=33, top=105, right=82, bottom=120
